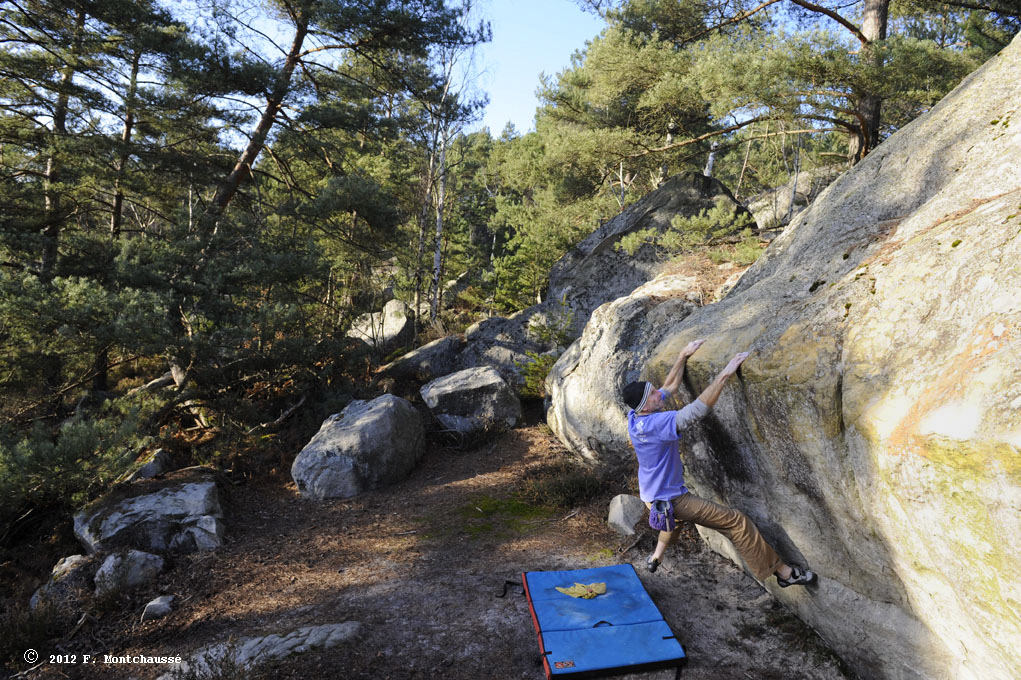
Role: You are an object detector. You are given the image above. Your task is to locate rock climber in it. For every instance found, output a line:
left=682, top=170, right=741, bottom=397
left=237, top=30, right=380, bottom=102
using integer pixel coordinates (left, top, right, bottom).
left=621, top=339, right=815, bottom=588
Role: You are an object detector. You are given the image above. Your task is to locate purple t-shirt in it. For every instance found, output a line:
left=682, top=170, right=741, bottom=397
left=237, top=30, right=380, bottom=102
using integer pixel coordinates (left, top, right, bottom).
left=627, top=399, right=709, bottom=502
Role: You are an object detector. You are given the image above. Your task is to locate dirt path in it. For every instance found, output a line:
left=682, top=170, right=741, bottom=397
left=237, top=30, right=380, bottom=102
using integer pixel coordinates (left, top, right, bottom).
left=23, top=414, right=853, bottom=680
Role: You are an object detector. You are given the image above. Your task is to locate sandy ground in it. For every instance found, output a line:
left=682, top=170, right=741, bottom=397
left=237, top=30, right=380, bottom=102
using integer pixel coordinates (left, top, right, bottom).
left=11, top=410, right=854, bottom=680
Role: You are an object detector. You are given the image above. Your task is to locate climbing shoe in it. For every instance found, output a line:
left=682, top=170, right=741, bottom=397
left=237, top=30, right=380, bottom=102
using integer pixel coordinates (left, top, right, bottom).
left=646, top=556, right=660, bottom=573
left=777, top=566, right=815, bottom=588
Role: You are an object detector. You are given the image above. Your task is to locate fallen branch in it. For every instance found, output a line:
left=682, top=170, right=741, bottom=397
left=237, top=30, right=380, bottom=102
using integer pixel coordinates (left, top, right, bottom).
left=127, top=371, right=174, bottom=395
left=618, top=536, right=643, bottom=555
left=7, top=662, right=44, bottom=678
left=245, top=395, right=307, bottom=435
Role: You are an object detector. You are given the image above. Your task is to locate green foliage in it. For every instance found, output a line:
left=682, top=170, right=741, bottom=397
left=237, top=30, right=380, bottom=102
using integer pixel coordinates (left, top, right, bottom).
left=490, top=188, right=612, bottom=311
left=0, top=391, right=166, bottom=538
left=528, top=298, right=577, bottom=350
left=517, top=352, right=558, bottom=400
left=0, top=0, right=485, bottom=549
left=616, top=200, right=754, bottom=255
left=728, top=232, right=767, bottom=265
left=516, top=298, right=577, bottom=399
left=451, top=494, right=554, bottom=538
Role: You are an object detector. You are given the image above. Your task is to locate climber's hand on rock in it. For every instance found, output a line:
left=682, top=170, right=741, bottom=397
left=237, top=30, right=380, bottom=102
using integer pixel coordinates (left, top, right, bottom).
left=682, top=339, right=706, bottom=359
left=720, top=352, right=749, bottom=377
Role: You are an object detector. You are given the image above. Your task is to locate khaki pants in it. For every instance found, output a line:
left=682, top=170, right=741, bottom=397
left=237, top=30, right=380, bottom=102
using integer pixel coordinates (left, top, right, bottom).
left=646, top=492, right=783, bottom=582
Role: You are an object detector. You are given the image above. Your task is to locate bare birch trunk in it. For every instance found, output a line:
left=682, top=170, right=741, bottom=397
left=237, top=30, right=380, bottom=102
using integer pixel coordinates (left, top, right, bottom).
left=430, top=138, right=447, bottom=323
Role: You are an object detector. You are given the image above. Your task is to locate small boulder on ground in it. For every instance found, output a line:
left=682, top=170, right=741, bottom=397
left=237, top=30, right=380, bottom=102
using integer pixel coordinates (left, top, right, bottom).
left=30, top=554, right=99, bottom=625
left=291, top=395, right=424, bottom=500
left=141, top=595, right=175, bottom=622
left=347, top=299, right=415, bottom=352
left=93, top=549, right=165, bottom=598
left=608, top=494, right=647, bottom=536
left=74, top=467, right=226, bottom=554
left=420, top=366, right=522, bottom=435
left=126, top=448, right=175, bottom=482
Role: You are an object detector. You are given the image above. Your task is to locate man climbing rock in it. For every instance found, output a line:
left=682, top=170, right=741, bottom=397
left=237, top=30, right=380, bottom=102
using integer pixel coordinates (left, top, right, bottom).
left=622, top=340, right=815, bottom=588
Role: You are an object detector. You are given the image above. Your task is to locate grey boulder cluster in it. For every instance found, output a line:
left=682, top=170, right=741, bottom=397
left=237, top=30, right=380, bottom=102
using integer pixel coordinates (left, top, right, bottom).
left=32, top=465, right=226, bottom=625
left=294, top=171, right=762, bottom=504
left=291, top=366, right=521, bottom=501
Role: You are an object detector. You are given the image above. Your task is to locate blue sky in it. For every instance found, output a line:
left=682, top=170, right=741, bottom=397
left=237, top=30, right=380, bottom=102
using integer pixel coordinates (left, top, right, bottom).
left=473, top=0, right=606, bottom=134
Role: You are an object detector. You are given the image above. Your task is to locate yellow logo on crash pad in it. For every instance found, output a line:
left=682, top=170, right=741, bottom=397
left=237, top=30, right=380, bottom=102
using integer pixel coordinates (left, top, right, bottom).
left=555, top=582, right=607, bottom=599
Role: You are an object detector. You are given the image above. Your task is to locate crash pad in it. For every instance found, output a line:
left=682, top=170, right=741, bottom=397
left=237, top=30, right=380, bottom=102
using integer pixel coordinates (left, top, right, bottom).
left=522, top=564, right=685, bottom=679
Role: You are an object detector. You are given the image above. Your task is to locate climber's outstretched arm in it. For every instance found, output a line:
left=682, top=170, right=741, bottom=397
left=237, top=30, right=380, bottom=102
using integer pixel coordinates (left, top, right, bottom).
left=660, top=339, right=705, bottom=395
left=695, top=352, right=748, bottom=408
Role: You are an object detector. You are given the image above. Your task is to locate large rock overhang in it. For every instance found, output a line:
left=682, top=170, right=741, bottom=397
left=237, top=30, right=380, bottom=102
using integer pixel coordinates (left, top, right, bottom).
left=548, top=34, right=1021, bottom=680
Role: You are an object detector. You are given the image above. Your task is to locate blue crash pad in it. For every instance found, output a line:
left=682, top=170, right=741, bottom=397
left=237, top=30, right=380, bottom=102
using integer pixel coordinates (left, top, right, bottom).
left=522, top=564, right=685, bottom=679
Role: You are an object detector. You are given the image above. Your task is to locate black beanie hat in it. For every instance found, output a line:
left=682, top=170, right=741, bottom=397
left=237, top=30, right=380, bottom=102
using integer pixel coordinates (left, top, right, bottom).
left=622, top=381, right=652, bottom=411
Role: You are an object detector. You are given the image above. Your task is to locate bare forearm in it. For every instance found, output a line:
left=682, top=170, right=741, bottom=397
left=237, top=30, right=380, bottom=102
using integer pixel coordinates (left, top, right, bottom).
left=696, top=373, right=730, bottom=408
left=662, top=355, right=687, bottom=394
left=662, top=339, right=705, bottom=394
left=696, top=352, right=749, bottom=408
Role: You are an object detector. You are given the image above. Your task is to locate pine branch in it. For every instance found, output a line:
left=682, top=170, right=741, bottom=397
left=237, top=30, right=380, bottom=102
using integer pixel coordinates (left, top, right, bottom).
left=789, top=0, right=869, bottom=45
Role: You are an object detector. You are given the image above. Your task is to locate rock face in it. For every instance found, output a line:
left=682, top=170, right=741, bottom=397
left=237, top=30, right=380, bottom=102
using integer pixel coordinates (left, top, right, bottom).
left=420, top=366, right=522, bottom=434
left=347, top=299, right=415, bottom=352
left=74, top=468, right=225, bottom=554
left=547, top=36, right=1021, bottom=680
left=291, top=395, right=424, bottom=500
left=378, top=173, right=749, bottom=384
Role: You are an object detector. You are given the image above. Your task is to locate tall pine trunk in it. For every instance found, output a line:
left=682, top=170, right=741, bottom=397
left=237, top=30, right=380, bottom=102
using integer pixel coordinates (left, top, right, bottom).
left=110, top=49, right=141, bottom=238
left=850, top=0, right=890, bottom=163
left=202, top=13, right=309, bottom=231
left=414, top=151, right=436, bottom=335
left=40, top=8, right=85, bottom=281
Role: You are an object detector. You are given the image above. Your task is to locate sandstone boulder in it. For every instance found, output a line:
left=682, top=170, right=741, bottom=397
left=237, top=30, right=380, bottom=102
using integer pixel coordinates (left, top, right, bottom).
left=93, top=549, right=165, bottom=598
left=547, top=35, right=1021, bottom=680
left=454, top=311, right=547, bottom=384
left=291, top=395, right=424, bottom=500
left=546, top=274, right=702, bottom=466
left=347, top=299, right=415, bottom=352
left=376, top=335, right=466, bottom=382
left=420, top=366, right=522, bottom=434
left=607, top=494, right=647, bottom=536
left=30, top=554, right=98, bottom=624
left=746, top=164, right=844, bottom=231
left=74, top=467, right=225, bottom=554
left=141, top=594, right=175, bottom=622
left=126, top=448, right=175, bottom=482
